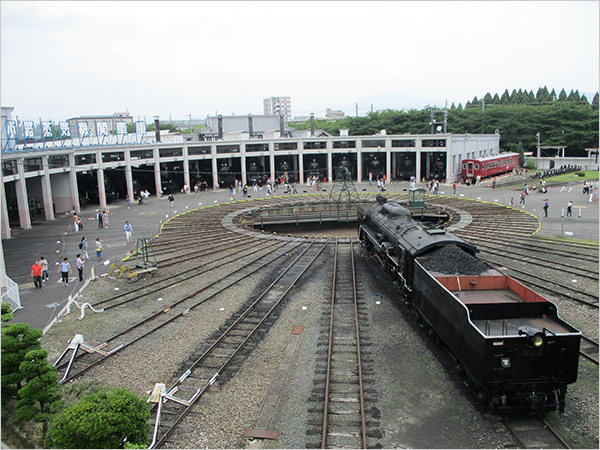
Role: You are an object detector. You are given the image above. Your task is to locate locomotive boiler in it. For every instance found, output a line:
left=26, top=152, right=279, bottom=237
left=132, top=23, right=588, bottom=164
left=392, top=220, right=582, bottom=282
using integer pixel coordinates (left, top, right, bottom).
left=358, top=196, right=581, bottom=414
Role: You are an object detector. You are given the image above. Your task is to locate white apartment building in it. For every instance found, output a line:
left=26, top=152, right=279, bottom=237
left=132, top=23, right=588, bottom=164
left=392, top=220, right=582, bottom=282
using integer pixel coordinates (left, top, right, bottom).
left=263, top=96, right=292, bottom=122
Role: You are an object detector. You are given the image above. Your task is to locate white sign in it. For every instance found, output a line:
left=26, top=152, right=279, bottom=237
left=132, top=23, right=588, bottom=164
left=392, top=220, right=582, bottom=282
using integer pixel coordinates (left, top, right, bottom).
left=78, top=121, right=90, bottom=137
left=23, top=121, right=34, bottom=138
left=116, top=122, right=127, bottom=135
left=96, top=121, right=109, bottom=136
left=59, top=122, right=71, bottom=137
left=41, top=121, right=53, bottom=138
left=6, top=120, right=17, bottom=138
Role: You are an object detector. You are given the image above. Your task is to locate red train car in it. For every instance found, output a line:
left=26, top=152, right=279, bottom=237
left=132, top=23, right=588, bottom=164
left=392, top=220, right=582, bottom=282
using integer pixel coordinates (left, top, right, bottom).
left=461, top=152, right=519, bottom=182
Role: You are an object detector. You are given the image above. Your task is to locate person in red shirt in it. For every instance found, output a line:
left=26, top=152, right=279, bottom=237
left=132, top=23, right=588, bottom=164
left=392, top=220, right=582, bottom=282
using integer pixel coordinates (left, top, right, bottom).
left=31, top=260, right=43, bottom=290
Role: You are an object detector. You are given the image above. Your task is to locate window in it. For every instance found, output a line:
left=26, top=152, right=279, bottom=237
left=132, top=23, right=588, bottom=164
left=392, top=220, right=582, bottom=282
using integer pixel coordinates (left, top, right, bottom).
left=362, top=139, right=385, bottom=148
left=246, top=143, right=269, bottom=153
left=101, top=152, right=124, bottom=163
left=75, top=154, right=97, bottom=165
left=303, top=141, right=326, bottom=149
left=24, top=157, right=43, bottom=172
left=159, top=148, right=183, bottom=157
left=333, top=141, right=355, bottom=149
left=274, top=142, right=297, bottom=151
left=216, top=144, right=240, bottom=154
left=475, top=164, right=479, bottom=169
left=392, top=140, right=415, bottom=147
left=49, top=155, right=69, bottom=168
left=130, top=150, right=154, bottom=160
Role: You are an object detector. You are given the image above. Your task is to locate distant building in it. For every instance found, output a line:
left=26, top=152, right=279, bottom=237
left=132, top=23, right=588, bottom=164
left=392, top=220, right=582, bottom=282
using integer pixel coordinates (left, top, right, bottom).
left=325, top=108, right=345, bottom=121
left=263, top=96, right=292, bottom=122
left=198, top=114, right=295, bottom=141
left=66, top=111, right=133, bottom=137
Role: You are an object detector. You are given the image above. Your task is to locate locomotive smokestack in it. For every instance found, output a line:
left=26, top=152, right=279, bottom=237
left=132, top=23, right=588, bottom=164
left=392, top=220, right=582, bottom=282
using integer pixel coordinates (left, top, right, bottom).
left=217, top=114, right=223, bottom=139
left=248, top=113, right=253, bottom=138
left=154, top=116, right=161, bottom=142
left=310, top=113, right=315, bottom=136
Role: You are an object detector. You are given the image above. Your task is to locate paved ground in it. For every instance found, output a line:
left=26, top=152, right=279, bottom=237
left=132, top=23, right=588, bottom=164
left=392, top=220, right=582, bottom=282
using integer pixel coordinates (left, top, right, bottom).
left=3, top=177, right=598, bottom=333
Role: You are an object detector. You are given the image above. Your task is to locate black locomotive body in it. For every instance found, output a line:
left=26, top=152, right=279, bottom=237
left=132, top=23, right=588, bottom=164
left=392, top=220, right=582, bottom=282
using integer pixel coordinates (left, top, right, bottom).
left=358, top=197, right=581, bottom=414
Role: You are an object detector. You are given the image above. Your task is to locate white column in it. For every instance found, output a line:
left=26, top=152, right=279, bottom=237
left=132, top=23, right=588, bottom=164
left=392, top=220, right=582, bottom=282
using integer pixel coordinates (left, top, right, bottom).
left=183, top=145, right=190, bottom=189
left=211, top=144, right=218, bottom=189
left=125, top=149, right=134, bottom=202
left=385, top=137, right=392, bottom=182
left=415, top=138, right=423, bottom=182
left=327, top=146, right=333, bottom=182
left=298, top=141, right=305, bottom=185
left=68, top=154, right=80, bottom=213
left=240, top=142, right=247, bottom=186
left=154, top=148, right=162, bottom=197
left=97, top=167, right=107, bottom=209
left=269, top=142, right=275, bottom=181
left=15, top=162, right=32, bottom=230
left=356, top=140, right=363, bottom=182
left=0, top=170, right=11, bottom=239
left=41, top=155, right=55, bottom=221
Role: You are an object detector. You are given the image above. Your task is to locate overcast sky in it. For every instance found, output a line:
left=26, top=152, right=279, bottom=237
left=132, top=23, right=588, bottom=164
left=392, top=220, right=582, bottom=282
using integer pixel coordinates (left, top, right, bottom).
left=2, top=1, right=598, bottom=122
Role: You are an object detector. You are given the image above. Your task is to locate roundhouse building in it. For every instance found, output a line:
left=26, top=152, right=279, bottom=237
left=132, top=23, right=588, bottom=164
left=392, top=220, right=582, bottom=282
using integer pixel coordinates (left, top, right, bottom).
left=1, top=112, right=500, bottom=238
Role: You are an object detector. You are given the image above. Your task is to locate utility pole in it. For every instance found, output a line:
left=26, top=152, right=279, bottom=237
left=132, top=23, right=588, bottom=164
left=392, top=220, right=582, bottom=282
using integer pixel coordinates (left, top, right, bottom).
left=443, top=100, right=448, bottom=133
left=356, top=103, right=358, bottom=117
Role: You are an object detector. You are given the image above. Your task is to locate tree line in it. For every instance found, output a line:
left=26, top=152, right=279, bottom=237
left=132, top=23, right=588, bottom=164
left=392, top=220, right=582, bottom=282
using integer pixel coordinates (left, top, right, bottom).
left=290, top=86, right=599, bottom=157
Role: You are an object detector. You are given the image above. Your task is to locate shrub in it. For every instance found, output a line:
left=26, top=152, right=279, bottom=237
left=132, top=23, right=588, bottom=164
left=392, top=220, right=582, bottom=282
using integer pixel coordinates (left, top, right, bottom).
left=47, top=387, right=150, bottom=449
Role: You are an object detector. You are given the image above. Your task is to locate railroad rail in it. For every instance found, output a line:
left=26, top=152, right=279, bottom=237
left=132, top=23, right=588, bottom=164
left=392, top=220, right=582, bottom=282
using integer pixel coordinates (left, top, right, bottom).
left=147, top=239, right=329, bottom=448
left=503, top=414, right=570, bottom=449
left=321, top=240, right=368, bottom=449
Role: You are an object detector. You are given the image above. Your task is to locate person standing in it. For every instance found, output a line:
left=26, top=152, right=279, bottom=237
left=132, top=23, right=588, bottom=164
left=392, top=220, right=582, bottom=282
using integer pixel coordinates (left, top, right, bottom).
left=452, top=181, right=457, bottom=195
left=58, top=257, right=72, bottom=287
left=543, top=199, right=549, bottom=217
left=73, top=213, right=79, bottom=232
left=126, top=194, right=131, bottom=209
left=124, top=221, right=133, bottom=243
left=80, top=236, right=90, bottom=259
left=76, top=254, right=84, bottom=282
left=103, top=210, right=109, bottom=229
left=31, top=260, right=43, bottom=290
left=168, top=193, right=175, bottom=207
left=243, top=184, right=248, bottom=199
left=96, top=238, right=103, bottom=261
left=566, top=200, right=573, bottom=217
left=369, top=172, right=373, bottom=186
left=97, top=210, right=103, bottom=228
left=39, top=256, right=49, bottom=282
left=292, top=182, right=298, bottom=194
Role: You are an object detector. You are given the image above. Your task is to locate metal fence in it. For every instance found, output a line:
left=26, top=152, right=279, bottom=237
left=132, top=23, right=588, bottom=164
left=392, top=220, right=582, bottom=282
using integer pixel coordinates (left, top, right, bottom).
left=1, top=276, right=22, bottom=312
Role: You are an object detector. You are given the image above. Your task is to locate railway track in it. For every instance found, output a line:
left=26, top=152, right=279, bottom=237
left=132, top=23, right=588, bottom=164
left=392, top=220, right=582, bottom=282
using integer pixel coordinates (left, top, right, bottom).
left=305, top=240, right=381, bottom=449
left=54, top=240, right=302, bottom=383
left=147, top=239, right=329, bottom=448
left=503, top=414, right=571, bottom=449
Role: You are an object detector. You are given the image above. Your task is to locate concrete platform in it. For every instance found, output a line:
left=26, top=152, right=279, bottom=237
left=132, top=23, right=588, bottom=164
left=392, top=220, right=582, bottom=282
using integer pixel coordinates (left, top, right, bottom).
left=2, top=179, right=597, bottom=332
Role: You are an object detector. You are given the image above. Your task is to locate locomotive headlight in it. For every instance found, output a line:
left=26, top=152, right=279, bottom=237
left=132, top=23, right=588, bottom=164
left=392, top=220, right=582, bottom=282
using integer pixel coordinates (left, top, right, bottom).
left=518, top=326, right=546, bottom=348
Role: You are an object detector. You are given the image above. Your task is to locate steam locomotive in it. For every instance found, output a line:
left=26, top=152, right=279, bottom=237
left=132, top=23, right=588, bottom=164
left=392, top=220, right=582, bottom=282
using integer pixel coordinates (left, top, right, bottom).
left=358, top=196, right=581, bottom=414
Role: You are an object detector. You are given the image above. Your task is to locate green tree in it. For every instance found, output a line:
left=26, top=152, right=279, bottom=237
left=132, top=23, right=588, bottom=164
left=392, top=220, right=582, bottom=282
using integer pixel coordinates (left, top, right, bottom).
left=518, top=141, right=525, bottom=166
left=15, top=349, right=63, bottom=434
left=147, top=122, right=181, bottom=133
left=592, top=92, right=599, bottom=111
left=47, top=387, right=150, bottom=449
left=1, top=302, right=13, bottom=323
left=1, top=323, right=42, bottom=405
left=558, top=88, right=568, bottom=101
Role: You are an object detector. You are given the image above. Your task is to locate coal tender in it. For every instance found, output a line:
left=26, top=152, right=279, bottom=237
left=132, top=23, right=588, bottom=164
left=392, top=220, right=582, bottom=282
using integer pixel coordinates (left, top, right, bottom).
left=358, top=196, right=581, bottom=414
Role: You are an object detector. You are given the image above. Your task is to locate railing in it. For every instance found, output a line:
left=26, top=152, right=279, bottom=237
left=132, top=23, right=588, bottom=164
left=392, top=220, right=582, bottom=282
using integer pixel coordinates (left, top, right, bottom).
left=1, top=276, right=21, bottom=312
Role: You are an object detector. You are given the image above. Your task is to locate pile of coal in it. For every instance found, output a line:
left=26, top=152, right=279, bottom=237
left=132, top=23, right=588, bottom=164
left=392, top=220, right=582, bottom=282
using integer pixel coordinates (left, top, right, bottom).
left=422, top=244, right=489, bottom=275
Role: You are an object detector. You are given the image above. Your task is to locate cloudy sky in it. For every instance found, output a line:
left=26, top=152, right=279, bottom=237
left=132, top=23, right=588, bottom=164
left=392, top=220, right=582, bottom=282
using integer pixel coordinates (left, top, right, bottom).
left=2, top=1, right=598, bottom=122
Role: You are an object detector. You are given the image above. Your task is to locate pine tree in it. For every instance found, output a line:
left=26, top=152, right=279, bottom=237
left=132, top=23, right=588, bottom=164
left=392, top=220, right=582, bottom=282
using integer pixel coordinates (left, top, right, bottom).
left=591, top=92, right=599, bottom=111
left=558, top=88, right=568, bottom=101
left=567, top=90, right=581, bottom=102
left=501, top=89, right=510, bottom=104
left=492, top=93, right=501, bottom=104
left=15, top=349, right=63, bottom=435
left=510, top=89, right=519, bottom=103
left=1, top=323, right=43, bottom=405
left=549, top=88, right=557, bottom=101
